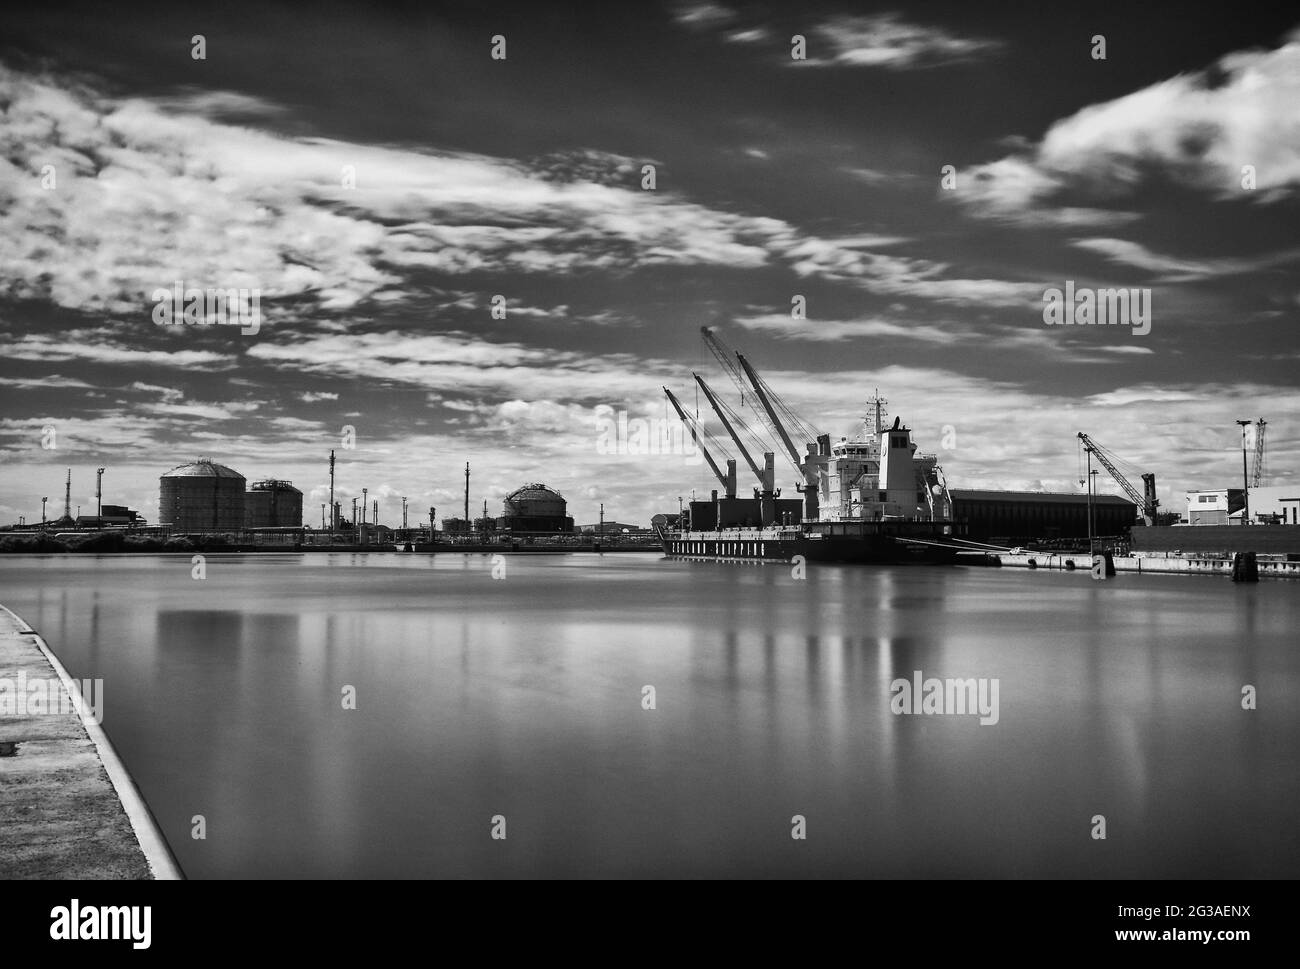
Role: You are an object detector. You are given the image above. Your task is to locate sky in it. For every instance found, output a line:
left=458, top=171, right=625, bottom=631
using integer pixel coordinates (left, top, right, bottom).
left=1, top=0, right=1298, bottom=526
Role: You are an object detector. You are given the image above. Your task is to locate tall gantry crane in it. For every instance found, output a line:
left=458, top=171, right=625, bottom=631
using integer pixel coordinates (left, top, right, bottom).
left=1251, top=418, right=1267, bottom=488
left=1077, top=432, right=1158, bottom=526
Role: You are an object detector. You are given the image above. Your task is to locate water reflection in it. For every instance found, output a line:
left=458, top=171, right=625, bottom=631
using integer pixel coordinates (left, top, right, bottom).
left=0, top=553, right=1295, bottom=879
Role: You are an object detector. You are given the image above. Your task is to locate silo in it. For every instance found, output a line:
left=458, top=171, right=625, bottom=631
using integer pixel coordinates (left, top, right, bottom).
left=246, top=480, right=304, bottom=528
left=159, top=458, right=246, bottom=532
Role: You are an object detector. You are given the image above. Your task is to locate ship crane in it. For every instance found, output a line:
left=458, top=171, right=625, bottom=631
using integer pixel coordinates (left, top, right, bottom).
left=701, top=327, right=818, bottom=474
left=1076, top=432, right=1158, bottom=526
left=663, top=387, right=737, bottom=499
left=693, top=374, right=764, bottom=484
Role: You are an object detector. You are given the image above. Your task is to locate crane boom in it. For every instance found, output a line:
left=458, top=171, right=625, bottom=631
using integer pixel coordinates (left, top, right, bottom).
left=1252, top=418, right=1266, bottom=488
left=1077, top=432, right=1158, bottom=525
left=701, top=327, right=801, bottom=472
left=693, top=373, right=763, bottom=482
left=664, top=387, right=729, bottom=491
left=736, top=352, right=803, bottom=469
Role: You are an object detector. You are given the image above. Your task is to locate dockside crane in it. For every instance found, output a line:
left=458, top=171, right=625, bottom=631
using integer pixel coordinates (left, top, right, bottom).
left=1252, top=418, right=1267, bottom=488
left=663, top=387, right=737, bottom=498
left=1076, top=432, right=1159, bottom=525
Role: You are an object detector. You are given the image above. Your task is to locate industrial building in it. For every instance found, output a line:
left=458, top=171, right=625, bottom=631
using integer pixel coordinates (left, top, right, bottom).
left=159, top=459, right=246, bottom=532
left=74, top=505, right=144, bottom=528
left=1186, top=486, right=1299, bottom=526
left=245, top=479, right=303, bottom=529
left=498, top=484, right=573, bottom=533
left=949, top=489, right=1137, bottom=541
left=577, top=521, right=650, bottom=535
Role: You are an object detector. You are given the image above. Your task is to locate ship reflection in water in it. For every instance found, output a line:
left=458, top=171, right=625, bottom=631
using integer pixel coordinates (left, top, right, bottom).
left=4, top=553, right=1296, bottom=878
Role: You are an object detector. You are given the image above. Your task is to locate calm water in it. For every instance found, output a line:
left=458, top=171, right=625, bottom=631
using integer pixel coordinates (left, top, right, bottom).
left=2, top=553, right=1297, bottom=879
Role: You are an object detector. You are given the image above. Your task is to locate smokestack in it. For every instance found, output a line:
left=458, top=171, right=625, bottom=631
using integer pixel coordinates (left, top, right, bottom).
left=464, top=462, right=470, bottom=528
left=329, top=450, right=336, bottom=530
left=64, top=468, right=71, bottom=519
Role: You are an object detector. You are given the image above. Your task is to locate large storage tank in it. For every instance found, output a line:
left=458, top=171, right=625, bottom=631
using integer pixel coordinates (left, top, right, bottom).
left=500, top=483, right=573, bottom=533
left=159, top=459, right=246, bottom=532
left=245, top=480, right=303, bottom=529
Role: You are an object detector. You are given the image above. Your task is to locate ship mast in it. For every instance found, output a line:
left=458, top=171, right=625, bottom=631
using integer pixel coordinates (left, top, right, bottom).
left=868, top=389, right=888, bottom=437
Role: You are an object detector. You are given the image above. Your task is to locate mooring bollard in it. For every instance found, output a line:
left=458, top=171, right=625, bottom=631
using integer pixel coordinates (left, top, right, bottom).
left=1091, top=551, right=1115, bottom=580
left=1231, top=551, right=1259, bottom=583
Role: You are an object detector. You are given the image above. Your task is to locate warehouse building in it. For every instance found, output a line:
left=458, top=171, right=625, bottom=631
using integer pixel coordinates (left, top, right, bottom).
left=949, top=489, right=1137, bottom=541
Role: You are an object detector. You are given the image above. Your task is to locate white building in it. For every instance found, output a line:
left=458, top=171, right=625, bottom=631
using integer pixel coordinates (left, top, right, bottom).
left=1185, top=486, right=1299, bottom=525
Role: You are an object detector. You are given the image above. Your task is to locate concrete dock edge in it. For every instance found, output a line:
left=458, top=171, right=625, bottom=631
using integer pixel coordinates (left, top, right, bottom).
left=0, top=603, right=184, bottom=880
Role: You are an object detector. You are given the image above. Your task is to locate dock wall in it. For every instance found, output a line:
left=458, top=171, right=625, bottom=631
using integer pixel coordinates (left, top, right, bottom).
left=0, top=604, right=182, bottom=880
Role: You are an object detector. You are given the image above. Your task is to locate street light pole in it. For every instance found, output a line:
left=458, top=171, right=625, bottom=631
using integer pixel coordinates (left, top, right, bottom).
left=1236, top=420, right=1251, bottom=525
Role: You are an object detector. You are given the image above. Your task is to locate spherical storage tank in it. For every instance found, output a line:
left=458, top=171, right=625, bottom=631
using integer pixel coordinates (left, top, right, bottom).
left=159, top=458, right=246, bottom=532
left=500, top=483, right=573, bottom=533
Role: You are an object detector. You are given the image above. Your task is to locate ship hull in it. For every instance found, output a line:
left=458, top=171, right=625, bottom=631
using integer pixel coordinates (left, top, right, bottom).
left=662, top=521, right=963, bottom=565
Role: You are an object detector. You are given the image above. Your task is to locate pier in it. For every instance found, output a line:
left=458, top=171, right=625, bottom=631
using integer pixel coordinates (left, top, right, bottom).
left=0, top=605, right=181, bottom=879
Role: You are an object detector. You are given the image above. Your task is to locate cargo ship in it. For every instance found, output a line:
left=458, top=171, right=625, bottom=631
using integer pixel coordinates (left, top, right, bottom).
left=658, top=329, right=965, bottom=565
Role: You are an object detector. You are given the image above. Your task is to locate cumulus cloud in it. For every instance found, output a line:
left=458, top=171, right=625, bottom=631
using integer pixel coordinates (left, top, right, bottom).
left=954, top=29, right=1300, bottom=222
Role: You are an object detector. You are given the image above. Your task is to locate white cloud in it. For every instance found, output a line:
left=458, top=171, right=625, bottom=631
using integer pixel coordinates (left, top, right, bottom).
left=672, top=2, right=735, bottom=29
left=806, top=14, right=1002, bottom=69
left=955, top=29, right=1300, bottom=221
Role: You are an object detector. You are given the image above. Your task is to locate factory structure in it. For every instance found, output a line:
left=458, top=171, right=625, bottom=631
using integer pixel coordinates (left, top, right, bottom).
left=445, top=483, right=575, bottom=534
left=158, top=459, right=302, bottom=532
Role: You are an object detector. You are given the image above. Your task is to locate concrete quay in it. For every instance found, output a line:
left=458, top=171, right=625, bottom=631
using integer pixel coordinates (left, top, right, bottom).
left=0, top=604, right=181, bottom=880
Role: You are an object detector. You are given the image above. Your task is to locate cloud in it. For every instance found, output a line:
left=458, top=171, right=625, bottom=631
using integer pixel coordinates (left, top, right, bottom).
left=671, top=2, right=735, bottom=30
left=805, top=13, right=1003, bottom=69
left=954, top=29, right=1300, bottom=222
left=3, top=331, right=236, bottom=369
left=0, top=61, right=1041, bottom=342
left=1071, top=237, right=1300, bottom=282
left=733, top=313, right=955, bottom=344
left=0, top=374, right=96, bottom=389
left=725, top=27, right=771, bottom=45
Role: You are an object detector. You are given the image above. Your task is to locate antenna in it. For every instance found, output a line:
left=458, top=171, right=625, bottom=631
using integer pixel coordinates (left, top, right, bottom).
left=867, top=389, right=889, bottom=437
